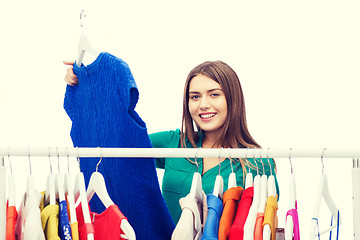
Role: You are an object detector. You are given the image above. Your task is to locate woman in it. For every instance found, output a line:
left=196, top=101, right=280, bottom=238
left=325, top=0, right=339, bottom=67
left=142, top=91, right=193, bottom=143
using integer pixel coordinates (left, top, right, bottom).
left=64, top=60, right=278, bottom=224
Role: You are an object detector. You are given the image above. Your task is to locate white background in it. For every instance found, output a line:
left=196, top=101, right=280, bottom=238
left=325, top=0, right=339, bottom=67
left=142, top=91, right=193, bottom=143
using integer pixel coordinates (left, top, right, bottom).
left=0, top=0, right=359, bottom=238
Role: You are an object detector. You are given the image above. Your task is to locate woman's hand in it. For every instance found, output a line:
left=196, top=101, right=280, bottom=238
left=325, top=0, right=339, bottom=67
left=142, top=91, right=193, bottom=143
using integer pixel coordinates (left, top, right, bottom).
left=63, top=61, right=79, bottom=86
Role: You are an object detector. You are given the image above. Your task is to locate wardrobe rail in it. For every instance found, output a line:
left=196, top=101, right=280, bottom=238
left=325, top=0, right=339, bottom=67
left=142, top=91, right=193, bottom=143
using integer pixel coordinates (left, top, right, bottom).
left=1, top=147, right=360, bottom=240
left=1, top=147, right=360, bottom=159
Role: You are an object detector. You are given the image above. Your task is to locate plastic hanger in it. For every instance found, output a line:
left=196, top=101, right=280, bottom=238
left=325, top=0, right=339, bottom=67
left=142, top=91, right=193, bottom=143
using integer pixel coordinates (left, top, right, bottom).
left=55, top=148, right=65, bottom=203
left=76, top=10, right=100, bottom=67
left=26, top=149, right=35, bottom=197
left=263, top=150, right=277, bottom=240
left=45, top=149, right=56, bottom=206
left=258, top=149, right=269, bottom=213
left=86, top=154, right=136, bottom=240
left=285, top=148, right=299, bottom=240
left=227, top=148, right=237, bottom=189
left=7, top=153, right=16, bottom=207
left=244, top=148, right=253, bottom=189
left=244, top=149, right=261, bottom=239
left=213, top=148, right=224, bottom=200
left=74, top=152, right=94, bottom=240
left=310, top=148, right=341, bottom=239
left=63, top=148, right=77, bottom=225
left=189, top=148, right=203, bottom=200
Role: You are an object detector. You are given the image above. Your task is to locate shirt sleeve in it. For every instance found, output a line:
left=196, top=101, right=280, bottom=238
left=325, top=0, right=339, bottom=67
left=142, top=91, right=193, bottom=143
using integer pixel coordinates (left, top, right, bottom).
left=149, top=129, right=181, bottom=169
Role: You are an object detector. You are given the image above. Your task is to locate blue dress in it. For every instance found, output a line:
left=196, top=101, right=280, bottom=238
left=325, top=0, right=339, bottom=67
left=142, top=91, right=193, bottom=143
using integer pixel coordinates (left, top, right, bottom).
left=64, top=52, right=175, bottom=239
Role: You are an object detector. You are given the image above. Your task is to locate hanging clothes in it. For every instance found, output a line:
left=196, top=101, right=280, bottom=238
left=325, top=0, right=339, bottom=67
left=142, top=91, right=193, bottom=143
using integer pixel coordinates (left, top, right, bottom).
left=41, top=204, right=60, bottom=240
left=286, top=203, right=300, bottom=240
left=15, top=192, right=45, bottom=240
left=262, top=195, right=278, bottom=240
left=228, top=186, right=254, bottom=239
left=76, top=202, right=130, bottom=240
left=59, top=200, right=72, bottom=240
left=202, top=194, right=224, bottom=239
left=218, top=186, right=243, bottom=240
left=254, top=212, right=265, bottom=240
left=171, top=190, right=208, bottom=240
left=64, top=52, right=175, bottom=239
left=6, top=204, right=17, bottom=240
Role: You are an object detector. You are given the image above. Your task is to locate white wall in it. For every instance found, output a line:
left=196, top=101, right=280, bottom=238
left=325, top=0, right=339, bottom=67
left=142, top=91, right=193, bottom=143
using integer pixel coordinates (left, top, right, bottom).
left=0, top=0, right=359, bottom=238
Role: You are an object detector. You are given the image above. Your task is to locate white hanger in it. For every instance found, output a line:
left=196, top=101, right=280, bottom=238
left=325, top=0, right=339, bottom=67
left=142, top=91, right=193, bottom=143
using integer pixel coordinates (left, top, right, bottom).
left=74, top=172, right=94, bottom=240
left=258, top=150, right=269, bottom=213
left=310, top=148, right=341, bottom=239
left=285, top=148, right=297, bottom=240
left=227, top=148, right=237, bottom=189
left=244, top=148, right=253, bottom=189
left=188, top=147, right=203, bottom=201
left=45, top=150, right=56, bottom=206
left=86, top=156, right=136, bottom=240
left=7, top=154, right=16, bottom=207
left=244, top=150, right=261, bottom=239
left=213, top=148, right=224, bottom=200
left=26, top=151, right=35, bottom=197
left=55, top=149, right=65, bottom=203
left=263, top=152, right=277, bottom=240
left=76, top=10, right=100, bottom=67
left=63, top=149, right=77, bottom=225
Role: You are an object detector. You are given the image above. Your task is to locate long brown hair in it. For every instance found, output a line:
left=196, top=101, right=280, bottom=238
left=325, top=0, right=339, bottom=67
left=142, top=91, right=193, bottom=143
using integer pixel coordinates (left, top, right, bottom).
left=180, top=60, right=260, bottom=149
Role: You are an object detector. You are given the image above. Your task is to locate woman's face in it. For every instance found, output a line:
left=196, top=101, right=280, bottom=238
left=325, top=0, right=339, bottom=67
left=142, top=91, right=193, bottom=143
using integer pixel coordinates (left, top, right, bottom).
left=188, top=74, right=228, bottom=135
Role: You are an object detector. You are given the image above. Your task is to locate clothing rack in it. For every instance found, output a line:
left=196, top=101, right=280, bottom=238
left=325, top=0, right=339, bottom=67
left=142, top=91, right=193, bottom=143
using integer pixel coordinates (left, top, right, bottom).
left=1, top=147, right=360, bottom=240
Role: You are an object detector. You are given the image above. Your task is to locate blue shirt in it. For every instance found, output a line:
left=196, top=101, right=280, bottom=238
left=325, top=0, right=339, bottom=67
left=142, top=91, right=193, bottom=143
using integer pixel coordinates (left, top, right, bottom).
left=202, top=194, right=224, bottom=239
left=64, top=52, right=175, bottom=240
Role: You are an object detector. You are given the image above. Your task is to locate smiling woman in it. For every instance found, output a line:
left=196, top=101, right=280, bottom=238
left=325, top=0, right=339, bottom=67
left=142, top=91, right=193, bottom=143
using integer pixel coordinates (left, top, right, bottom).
left=63, top=59, right=279, bottom=225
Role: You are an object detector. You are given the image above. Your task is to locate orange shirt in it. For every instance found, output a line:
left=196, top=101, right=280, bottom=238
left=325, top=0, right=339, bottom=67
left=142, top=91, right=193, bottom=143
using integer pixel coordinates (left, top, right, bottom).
left=262, top=196, right=278, bottom=240
left=254, top=212, right=264, bottom=240
left=6, top=205, right=17, bottom=240
left=218, top=186, right=243, bottom=240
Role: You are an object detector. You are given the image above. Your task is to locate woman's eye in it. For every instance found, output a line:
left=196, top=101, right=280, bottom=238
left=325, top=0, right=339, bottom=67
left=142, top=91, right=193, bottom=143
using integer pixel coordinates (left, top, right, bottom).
left=211, top=93, right=219, bottom=97
left=190, top=95, right=200, bottom=100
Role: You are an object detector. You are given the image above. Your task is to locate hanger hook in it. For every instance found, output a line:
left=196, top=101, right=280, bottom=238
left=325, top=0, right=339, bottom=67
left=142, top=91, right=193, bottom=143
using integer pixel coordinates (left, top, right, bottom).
left=95, top=147, right=103, bottom=172
left=194, top=147, right=202, bottom=172
left=65, top=146, right=70, bottom=173
left=76, top=146, right=80, bottom=168
left=218, top=147, right=223, bottom=176
left=267, top=148, right=273, bottom=175
left=289, top=148, right=294, bottom=174
left=80, top=10, right=86, bottom=28
left=228, top=147, right=234, bottom=173
left=28, top=146, right=32, bottom=175
left=255, top=148, right=260, bottom=175
left=7, top=146, right=12, bottom=174
left=48, top=146, right=53, bottom=174
left=321, top=148, right=327, bottom=174
left=56, top=146, right=60, bottom=173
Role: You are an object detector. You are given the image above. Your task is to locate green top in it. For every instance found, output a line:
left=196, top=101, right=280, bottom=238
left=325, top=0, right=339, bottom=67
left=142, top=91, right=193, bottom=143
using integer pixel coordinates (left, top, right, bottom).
left=149, top=129, right=279, bottom=224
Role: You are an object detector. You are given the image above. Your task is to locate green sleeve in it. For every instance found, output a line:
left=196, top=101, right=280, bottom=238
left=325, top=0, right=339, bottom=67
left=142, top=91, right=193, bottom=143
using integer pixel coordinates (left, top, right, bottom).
left=149, top=129, right=181, bottom=169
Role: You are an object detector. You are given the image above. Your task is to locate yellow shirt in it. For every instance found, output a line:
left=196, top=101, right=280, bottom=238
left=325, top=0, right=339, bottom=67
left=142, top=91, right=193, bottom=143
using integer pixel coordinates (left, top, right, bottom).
left=41, top=204, right=60, bottom=240
left=262, top=195, right=278, bottom=240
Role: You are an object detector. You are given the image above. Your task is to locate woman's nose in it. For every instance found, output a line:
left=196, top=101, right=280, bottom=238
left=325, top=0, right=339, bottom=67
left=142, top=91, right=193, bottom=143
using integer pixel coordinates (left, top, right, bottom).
left=200, top=97, right=211, bottom=110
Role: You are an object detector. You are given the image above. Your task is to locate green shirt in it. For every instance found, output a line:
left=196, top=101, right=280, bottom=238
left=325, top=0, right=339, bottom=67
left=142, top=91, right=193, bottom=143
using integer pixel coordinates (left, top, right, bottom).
left=149, top=129, right=279, bottom=224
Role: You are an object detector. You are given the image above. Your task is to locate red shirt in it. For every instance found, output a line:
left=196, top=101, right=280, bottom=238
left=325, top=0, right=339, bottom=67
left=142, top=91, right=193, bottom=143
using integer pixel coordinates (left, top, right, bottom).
left=228, top=187, right=254, bottom=240
left=76, top=203, right=128, bottom=240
